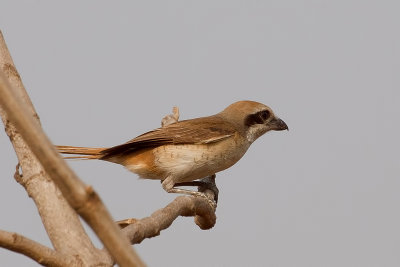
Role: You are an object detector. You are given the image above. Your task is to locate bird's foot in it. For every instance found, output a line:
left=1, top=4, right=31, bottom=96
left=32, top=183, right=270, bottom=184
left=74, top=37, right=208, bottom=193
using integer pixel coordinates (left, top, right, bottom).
left=173, top=174, right=219, bottom=203
left=173, top=188, right=217, bottom=210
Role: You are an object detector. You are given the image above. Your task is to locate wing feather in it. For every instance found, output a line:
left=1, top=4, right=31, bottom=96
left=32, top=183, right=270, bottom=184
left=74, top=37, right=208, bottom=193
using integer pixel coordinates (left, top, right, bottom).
left=101, top=116, right=235, bottom=158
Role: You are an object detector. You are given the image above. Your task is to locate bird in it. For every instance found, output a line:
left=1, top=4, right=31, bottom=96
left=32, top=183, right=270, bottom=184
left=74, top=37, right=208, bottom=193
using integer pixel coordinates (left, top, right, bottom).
left=56, top=100, right=288, bottom=204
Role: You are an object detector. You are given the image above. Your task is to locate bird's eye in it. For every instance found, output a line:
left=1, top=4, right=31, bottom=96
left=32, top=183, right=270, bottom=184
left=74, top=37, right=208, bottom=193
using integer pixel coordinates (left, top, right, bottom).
left=245, top=110, right=271, bottom=127
left=259, top=110, right=270, bottom=120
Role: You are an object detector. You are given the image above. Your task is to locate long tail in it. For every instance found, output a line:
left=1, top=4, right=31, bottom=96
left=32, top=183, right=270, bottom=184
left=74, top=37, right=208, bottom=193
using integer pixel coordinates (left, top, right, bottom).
left=56, top=145, right=106, bottom=159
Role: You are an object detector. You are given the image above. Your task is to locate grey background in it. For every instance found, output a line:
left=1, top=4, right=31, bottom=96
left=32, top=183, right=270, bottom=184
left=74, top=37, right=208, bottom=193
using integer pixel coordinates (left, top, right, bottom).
left=1, top=1, right=399, bottom=266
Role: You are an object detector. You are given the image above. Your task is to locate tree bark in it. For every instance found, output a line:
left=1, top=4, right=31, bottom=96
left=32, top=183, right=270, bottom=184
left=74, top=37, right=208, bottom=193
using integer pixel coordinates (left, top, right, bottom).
left=0, top=31, right=142, bottom=266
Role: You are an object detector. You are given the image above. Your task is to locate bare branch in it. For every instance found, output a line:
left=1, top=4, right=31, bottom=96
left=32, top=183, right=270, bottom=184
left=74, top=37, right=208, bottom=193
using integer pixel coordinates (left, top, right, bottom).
left=0, top=31, right=143, bottom=266
left=0, top=230, right=75, bottom=267
left=0, top=31, right=107, bottom=265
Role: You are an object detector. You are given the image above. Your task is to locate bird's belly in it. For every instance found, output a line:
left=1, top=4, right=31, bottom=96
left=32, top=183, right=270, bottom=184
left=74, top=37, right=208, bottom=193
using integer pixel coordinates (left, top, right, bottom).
left=152, top=140, right=250, bottom=182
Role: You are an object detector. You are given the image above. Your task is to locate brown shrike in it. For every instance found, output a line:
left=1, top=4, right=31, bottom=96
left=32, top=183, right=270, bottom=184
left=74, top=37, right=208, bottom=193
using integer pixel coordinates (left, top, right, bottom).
left=57, top=100, right=288, bottom=204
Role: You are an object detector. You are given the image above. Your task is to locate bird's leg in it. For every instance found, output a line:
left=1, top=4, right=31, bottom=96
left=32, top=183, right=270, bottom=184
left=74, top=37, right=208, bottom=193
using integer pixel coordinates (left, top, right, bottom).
left=162, top=176, right=217, bottom=210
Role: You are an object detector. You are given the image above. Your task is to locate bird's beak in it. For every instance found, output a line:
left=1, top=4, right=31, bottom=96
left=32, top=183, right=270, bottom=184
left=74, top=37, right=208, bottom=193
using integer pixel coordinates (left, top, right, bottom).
left=268, top=117, right=289, bottom=131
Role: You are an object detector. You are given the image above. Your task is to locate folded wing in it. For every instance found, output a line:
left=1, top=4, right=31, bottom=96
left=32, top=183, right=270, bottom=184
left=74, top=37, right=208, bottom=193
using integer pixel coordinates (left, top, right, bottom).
left=101, top=116, right=235, bottom=159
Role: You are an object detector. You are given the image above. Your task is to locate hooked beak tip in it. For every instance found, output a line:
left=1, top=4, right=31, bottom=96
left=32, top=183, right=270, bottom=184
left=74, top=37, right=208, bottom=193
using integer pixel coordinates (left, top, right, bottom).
left=271, top=118, right=288, bottom=131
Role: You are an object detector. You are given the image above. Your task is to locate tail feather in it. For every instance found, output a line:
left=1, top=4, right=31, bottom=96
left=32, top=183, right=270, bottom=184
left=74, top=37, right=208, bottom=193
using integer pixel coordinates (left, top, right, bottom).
left=56, top=145, right=106, bottom=160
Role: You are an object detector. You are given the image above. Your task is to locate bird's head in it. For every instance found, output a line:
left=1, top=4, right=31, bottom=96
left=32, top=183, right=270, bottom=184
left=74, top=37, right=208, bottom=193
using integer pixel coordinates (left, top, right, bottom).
left=219, top=100, right=288, bottom=143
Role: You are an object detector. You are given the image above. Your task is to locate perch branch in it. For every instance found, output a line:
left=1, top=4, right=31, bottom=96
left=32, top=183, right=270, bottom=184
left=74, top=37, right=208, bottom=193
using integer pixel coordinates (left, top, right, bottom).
left=120, top=191, right=216, bottom=245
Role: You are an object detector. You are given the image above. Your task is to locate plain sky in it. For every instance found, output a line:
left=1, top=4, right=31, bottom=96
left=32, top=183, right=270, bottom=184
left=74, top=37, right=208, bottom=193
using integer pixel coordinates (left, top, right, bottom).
left=1, top=1, right=399, bottom=266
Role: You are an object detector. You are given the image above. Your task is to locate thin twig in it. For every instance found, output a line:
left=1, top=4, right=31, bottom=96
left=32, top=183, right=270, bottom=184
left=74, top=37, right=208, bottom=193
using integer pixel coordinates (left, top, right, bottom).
left=0, top=230, right=75, bottom=267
